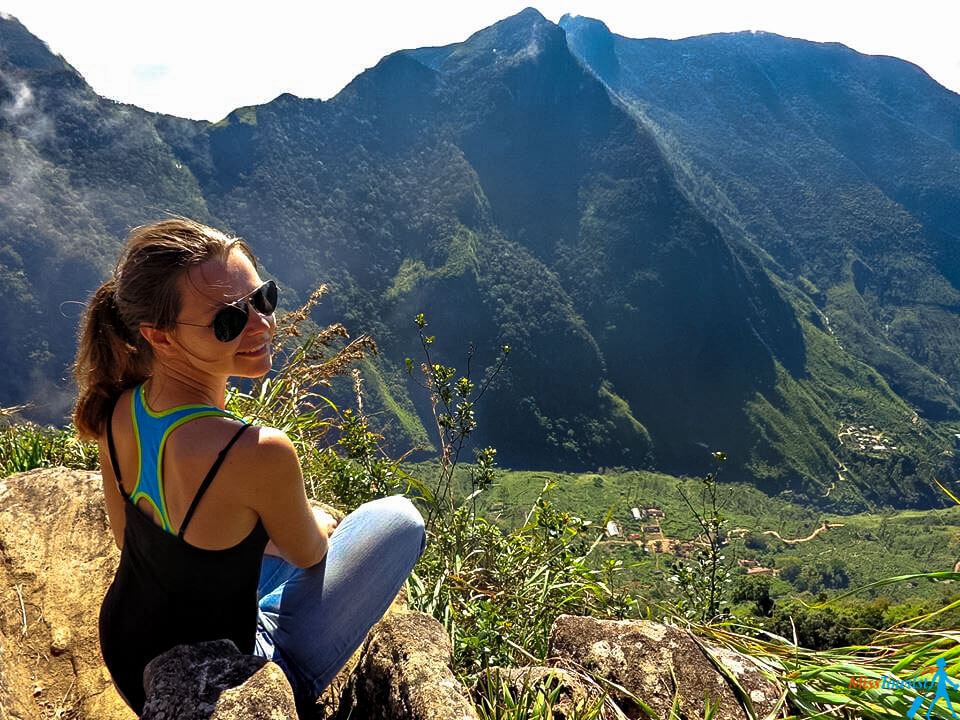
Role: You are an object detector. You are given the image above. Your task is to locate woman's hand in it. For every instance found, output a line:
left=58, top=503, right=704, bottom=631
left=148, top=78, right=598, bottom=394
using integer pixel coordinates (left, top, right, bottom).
left=312, top=506, right=339, bottom=537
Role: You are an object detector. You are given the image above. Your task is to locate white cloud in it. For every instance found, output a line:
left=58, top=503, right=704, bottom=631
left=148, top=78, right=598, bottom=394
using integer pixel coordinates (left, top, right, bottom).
left=0, top=79, right=54, bottom=143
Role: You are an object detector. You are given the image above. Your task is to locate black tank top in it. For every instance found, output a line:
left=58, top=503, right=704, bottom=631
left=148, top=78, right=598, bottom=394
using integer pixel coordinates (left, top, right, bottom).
left=99, top=395, right=269, bottom=714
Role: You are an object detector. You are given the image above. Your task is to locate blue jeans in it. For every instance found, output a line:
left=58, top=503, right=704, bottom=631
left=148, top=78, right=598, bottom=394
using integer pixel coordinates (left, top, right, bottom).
left=253, top=495, right=426, bottom=705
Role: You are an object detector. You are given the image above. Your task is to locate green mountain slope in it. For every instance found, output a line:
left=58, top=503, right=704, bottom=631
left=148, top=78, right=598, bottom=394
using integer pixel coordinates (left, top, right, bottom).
left=2, top=10, right=959, bottom=507
left=562, top=16, right=960, bottom=417
left=560, top=15, right=960, bottom=503
left=0, top=16, right=212, bottom=416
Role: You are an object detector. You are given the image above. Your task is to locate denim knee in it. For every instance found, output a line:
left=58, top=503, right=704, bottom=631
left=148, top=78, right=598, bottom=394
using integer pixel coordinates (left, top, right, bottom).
left=379, top=494, right=426, bottom=558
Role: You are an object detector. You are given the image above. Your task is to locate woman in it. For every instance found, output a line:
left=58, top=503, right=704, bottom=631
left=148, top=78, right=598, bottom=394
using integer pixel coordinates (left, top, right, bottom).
left=73, top=218, right=425, bottom=715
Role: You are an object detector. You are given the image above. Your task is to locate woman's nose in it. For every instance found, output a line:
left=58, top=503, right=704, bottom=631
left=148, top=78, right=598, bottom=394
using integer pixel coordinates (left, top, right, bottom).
left=246, top=299, right=275, bottom=334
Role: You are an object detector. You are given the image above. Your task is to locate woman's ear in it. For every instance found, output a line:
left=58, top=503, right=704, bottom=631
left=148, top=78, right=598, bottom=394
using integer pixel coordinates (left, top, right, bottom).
left=139, top=324, right=176, bottom=356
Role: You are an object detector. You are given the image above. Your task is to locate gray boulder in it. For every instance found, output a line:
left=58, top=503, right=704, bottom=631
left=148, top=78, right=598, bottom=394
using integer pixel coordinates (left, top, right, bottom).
left=332, top=610, right=478, bottom=720
left=549, top=614, right=783, bottom=720
left=141, top=639, right=297, bottom=720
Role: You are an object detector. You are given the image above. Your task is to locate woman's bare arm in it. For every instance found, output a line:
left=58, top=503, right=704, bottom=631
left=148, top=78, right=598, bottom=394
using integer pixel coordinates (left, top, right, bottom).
left=264, top=505, right=338, bottom=558
left=243, top=428, right=330, bottom=568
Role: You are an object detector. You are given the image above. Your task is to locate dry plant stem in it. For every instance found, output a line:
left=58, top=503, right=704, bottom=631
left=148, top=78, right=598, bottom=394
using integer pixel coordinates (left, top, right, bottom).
left=15, top=583, right=27, bottom=635
left=0, top=403, right=30, bottom=420
left=352, top=369, right=365, bottom=421
left=503, top=636, right=541, bottom=664
left=53, top=679, right=76, bottom=718
left=272, top=284, right=329, bottom=345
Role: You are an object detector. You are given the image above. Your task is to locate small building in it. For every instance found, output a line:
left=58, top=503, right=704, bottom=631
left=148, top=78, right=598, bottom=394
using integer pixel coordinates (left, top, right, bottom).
left=646, top=508, right=665, bottom=518
left=739, top=559, right=758, bottom=567
left=642, top=525, right=661, bottom=534
left=605, top=521, right=621, bottom=537
left=631, top=507, right=642, bottom=520
left=747, top=567, right=774, bottom=576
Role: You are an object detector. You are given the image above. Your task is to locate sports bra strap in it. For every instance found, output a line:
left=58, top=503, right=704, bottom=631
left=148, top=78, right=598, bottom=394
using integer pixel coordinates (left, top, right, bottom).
left=105, top=396, right=129, bottom=499
left=177, top=423, right=251, bottom=540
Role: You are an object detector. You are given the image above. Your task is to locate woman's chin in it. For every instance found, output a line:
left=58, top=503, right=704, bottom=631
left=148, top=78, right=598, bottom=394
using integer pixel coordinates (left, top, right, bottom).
left=234, top=347, right=273, bottom=376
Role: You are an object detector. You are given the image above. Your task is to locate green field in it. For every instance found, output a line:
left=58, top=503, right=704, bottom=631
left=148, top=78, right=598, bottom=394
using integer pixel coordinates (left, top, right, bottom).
left=411, top=463, right=960, bottom=611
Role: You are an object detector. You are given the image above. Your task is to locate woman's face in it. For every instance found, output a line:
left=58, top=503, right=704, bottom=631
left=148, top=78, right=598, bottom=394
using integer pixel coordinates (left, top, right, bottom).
left=169, top=249, right=277, bottom=379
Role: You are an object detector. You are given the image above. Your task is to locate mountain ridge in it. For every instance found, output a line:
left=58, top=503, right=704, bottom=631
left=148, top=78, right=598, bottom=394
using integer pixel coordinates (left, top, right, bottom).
left=2, top=10, right=959, bottom=508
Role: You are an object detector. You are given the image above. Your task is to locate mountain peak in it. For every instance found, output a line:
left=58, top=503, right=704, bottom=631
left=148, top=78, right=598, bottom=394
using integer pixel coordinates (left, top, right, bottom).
left=558, top=14, right=618, bottom=81
left=0, top=14, right=76, bottom=74
left=472, top=5, right=553, bottom=45
left=406, top=5, right=563, bottom=77
left=558, top=13, right=612, bottom=36
left=508, top=7, right=548, bottom=24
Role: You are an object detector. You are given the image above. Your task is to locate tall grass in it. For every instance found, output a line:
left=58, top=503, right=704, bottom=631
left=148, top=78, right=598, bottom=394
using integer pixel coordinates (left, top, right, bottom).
left=696, top=606, right=960, bottom=719
left=0, top=406, right=97, bottom=476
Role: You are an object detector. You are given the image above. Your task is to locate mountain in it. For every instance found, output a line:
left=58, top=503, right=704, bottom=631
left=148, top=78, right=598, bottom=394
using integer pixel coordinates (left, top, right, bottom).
left=561, top=15, right=960, bottom=418
left=559, top=14, right=960, bottom=503
left=2, top=9, right=959, bottom=508
left=0, top=15, right=211, bottom=418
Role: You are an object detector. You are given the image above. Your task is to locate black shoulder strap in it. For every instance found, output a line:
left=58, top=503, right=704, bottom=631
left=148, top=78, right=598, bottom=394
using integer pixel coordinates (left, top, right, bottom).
left=104, top=395, right=129, bottom=499
left=178, top=423, right=251, bottom=539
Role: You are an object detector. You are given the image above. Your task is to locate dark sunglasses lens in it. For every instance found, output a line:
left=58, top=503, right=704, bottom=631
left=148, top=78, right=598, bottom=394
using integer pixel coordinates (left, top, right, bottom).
left=251, top=280, right=277, bottom=315
left=213, top=304, right=249, bottom=342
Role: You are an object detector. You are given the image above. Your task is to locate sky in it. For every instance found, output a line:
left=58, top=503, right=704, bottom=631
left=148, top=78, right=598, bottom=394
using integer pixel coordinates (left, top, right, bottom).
left=2, top=0, right=958, bottom=122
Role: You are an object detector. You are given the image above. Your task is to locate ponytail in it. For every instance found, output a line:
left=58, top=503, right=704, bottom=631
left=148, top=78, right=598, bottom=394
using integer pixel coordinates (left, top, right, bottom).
left=73, top=279, right=152, bottom=440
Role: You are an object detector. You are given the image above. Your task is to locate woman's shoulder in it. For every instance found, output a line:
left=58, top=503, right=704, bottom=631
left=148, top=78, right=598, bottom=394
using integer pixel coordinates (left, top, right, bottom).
left=211, top=422, right=300, bottom=477
left=99, top=387, right=135, bottom=444
left=161, top=414, right=294, bottom=478
left=231, top=423, right=297, bottom=462
left=219, top=424, right=304, bottom=504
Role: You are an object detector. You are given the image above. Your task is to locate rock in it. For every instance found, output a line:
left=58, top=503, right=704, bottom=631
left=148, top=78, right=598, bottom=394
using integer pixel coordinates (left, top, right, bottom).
left=309, top=584, right=410, bottom=720
left=210, top=662, right=298, bottom=719
left=472, top=666, right=604, bottom=719
left=549, top=615, right=782, bottom=720
left=0, top=468, right=477, bottom=720
left=332, top=610, right=478, bottom=720
left=0, top=468, right=133, bottom=720
left=705, top=644, right=783, bottom=718
left=141, top=639, right=296, bottom=720
left=1, top=627, right=35, bottom=720
left=50, top=625, right=72, bottom=655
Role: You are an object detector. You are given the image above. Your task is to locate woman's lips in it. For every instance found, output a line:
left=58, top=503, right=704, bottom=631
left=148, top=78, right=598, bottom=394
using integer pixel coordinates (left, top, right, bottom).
left=237, top=343, right=269, bottom=357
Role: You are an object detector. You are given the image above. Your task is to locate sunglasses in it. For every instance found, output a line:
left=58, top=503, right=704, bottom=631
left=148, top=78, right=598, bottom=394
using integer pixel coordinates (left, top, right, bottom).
left=176, top=280, right=278, bottom=342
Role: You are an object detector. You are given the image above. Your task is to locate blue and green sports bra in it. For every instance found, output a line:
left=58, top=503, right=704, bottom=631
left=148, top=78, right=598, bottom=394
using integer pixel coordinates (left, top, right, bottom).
left=126, top=382, right=247, bottom=535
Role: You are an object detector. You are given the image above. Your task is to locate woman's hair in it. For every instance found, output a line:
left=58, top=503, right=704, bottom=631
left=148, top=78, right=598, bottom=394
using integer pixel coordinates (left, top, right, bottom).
left=73, top=218, right=257, bottom=440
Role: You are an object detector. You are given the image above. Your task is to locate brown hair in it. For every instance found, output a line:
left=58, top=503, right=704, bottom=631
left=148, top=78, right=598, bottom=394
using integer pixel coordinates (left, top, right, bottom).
left=73, top=218, right=257, bottom=440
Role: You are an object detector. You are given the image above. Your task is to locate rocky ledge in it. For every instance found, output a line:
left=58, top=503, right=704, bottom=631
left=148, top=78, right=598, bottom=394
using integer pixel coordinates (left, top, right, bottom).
left=0, top=468, right=783, bottom=719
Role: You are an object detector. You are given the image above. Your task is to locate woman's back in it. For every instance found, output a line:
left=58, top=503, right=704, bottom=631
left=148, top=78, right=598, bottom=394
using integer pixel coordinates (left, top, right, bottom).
left=99, top=384, right=270, bottom=713
left=103, top=384, right=263, bottom=549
